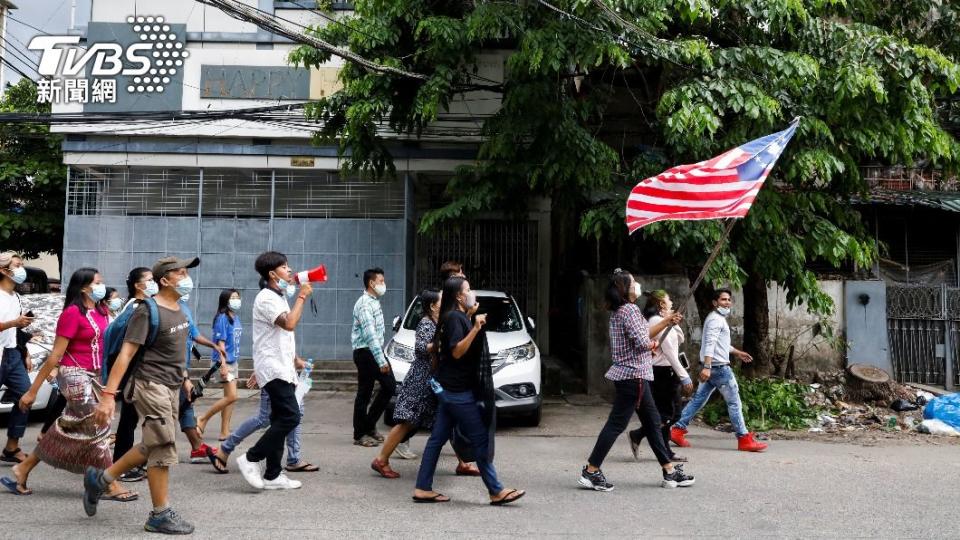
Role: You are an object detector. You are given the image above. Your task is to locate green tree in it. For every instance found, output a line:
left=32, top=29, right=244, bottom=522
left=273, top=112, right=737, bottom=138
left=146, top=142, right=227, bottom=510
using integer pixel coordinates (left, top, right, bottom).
left=0, top=79, right=67, bottom=262
left=288, top=1, right=960, bottom=373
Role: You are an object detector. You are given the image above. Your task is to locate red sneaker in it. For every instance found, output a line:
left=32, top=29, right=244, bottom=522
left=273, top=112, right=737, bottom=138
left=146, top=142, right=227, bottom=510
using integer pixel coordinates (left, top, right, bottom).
left=191, top=443, right=217, bottom=464
left=737, top=433, right=768, bottom=452
left=670, top=426, right=691, bottom=448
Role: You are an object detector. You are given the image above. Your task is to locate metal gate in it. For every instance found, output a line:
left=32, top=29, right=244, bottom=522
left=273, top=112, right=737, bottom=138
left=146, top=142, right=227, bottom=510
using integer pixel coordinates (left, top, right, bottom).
left=887, top=284, right=960, bottom=388
left=415, top=220, right=538, bottom=315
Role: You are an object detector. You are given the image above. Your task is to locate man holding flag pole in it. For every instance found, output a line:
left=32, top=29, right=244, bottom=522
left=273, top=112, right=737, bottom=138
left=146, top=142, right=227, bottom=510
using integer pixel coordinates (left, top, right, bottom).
left=625, top=118, right=800, bottom=454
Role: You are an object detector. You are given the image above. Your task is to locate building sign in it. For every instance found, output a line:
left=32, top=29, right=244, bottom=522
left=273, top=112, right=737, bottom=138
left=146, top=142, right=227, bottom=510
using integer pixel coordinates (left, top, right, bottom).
left=291, top=156, right=315, bottom=167
left=28, top=16, right=186, bottom=112
left=200, top=66, right=310, bottom=99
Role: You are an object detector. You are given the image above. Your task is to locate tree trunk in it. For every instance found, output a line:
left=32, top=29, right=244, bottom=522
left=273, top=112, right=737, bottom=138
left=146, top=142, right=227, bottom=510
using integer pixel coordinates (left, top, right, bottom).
left=741, top=272, right=771, bottom=378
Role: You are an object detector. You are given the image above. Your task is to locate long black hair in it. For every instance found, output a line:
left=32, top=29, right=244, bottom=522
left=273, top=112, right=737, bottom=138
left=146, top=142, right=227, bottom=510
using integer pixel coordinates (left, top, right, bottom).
left=64, top=267, right=107, bottom=316
left=605, top=269, right=634, bottom=312
left=215, top=288, right=239, bottom=325
left=433, top=276, right=467, bottom=356
left=126, top=267, right=150, bottom=299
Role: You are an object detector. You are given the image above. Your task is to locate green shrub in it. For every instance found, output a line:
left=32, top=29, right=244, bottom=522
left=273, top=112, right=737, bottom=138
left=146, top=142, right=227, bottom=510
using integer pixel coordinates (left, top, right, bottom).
left=699, top=373, right=818, bottom=431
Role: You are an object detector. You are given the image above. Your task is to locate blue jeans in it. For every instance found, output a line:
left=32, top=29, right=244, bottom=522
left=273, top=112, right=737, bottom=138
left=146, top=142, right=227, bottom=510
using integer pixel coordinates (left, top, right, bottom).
left=415, top=389, right=503, bottom=495
left=221, top=389, right=303, bottom=466
left=675, top=364, right=748, bottom=437
left=1, top=348, right=30, bottom=440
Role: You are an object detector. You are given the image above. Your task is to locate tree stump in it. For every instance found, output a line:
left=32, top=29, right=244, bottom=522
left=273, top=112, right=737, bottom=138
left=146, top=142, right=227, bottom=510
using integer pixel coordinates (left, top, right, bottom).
left=847, top=363, right=896, bottom=403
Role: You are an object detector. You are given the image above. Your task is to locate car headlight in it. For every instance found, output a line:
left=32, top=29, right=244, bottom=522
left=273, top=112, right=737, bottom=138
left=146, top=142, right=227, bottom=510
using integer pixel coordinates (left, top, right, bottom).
left=385, top=340, right=414, bottom=364
left=491, top=341, right=537, bottom=373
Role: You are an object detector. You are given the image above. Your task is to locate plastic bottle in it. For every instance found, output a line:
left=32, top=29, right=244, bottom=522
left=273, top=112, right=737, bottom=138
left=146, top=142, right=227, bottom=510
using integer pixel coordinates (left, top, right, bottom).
left=295, top=358, right=314, bottom=404
left=429, top=377, right=443, bottom=395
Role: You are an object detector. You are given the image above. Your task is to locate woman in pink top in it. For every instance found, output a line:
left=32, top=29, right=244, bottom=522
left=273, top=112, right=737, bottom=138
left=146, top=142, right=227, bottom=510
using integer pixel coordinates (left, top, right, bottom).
left=0, top=268, right=137, bottom=501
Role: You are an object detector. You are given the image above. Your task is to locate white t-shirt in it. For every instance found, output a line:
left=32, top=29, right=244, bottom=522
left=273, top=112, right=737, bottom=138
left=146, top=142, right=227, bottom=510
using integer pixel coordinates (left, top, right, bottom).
left=252, top=287, right=297, bottom=386
left=0, top=289, right=20, bottom=350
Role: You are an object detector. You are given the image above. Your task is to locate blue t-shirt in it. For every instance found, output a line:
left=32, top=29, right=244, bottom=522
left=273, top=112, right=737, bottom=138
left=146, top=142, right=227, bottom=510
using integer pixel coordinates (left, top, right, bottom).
left=179, top=300, right=201, bottom=370
left=211, top=312, right=242, bottom=364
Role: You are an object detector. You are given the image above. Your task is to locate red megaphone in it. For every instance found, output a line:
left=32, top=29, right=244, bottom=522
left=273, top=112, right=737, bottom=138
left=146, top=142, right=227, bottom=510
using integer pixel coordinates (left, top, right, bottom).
left=295, top=264, right=327, bottom=284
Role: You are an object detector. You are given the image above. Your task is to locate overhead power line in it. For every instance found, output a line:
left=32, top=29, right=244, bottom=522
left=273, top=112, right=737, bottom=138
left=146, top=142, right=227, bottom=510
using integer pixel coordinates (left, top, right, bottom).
left=195, top=0, right=430, bottom=81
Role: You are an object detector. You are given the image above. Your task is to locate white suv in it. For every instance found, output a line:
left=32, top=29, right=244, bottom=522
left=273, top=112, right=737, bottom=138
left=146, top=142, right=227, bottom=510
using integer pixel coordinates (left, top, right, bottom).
left=384, top=290, right=542, bottom=426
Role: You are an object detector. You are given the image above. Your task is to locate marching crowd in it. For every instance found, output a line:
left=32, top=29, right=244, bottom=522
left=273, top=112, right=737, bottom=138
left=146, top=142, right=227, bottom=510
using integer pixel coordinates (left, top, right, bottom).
left=0, top=250, right=767, bottom=535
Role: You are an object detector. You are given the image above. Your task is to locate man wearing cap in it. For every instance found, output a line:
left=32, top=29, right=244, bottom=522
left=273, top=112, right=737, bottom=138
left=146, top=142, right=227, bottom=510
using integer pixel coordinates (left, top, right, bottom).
left=86, top=256, right=200, bottom=535
left=0, top=252, right=35, bottom=465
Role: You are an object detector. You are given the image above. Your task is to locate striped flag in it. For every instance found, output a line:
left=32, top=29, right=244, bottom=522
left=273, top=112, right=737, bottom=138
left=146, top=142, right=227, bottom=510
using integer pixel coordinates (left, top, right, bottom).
left=626, top=120, right=799, bottom=234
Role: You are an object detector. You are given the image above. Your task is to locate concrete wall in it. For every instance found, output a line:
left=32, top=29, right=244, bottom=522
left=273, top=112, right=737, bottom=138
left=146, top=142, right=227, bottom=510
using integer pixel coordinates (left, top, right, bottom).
left=582, top=275, right=846, bottom=395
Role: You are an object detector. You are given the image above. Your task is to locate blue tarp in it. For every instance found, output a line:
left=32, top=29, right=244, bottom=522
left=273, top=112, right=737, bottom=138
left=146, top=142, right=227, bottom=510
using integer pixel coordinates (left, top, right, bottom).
left=923, top=393, right=960, bottom=430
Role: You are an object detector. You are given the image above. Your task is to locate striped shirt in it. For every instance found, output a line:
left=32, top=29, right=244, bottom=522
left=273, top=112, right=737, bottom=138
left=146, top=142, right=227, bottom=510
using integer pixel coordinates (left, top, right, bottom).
left=605, top=303, right=655, bottom=381
left=351, top=292, right=386, bottom=367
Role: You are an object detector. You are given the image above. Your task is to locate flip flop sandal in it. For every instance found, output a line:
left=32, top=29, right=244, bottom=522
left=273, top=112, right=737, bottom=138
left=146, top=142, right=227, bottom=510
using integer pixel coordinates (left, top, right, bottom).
left=0, top=448, right=25, bottom=464
left=102, top=490, right=139, bottom=502
left=207, top=450, right=229, bottom=474
left=0, top=476, right=32, bottom=496
left=412, top=493, right=450, bottom=503
left=286, top=463, right=319, bottom=473
left=490, top=489, right=525, bottom=506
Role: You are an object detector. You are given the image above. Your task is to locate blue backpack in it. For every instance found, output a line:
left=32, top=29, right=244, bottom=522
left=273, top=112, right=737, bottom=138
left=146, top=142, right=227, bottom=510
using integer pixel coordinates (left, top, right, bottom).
left=102, top=298, right=160, bottom=386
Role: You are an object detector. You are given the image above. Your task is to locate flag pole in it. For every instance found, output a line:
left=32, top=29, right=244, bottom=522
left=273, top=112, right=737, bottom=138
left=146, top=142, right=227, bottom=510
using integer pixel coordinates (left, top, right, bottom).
left=676, top=218, right=738, bottom=316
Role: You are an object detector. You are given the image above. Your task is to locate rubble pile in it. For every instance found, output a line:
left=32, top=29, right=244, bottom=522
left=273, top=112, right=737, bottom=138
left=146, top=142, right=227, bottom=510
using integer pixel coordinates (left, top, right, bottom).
left=802, top=369, right=936, bottom=435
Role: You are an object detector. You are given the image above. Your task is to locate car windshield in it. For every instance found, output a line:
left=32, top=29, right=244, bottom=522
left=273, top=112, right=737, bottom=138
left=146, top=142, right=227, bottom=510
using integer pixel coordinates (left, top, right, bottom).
left=403, top=295, right=524, bottom=332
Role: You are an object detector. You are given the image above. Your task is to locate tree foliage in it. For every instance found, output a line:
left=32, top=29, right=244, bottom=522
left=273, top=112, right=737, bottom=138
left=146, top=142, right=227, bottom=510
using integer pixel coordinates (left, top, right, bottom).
left=0, top=80, right=66, bottom=259
left=289, top=0, right=960, bottom=317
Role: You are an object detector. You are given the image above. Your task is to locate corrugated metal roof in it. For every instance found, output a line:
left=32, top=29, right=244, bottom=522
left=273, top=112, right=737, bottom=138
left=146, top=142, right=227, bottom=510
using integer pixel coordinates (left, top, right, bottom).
left=856, top=189, right=960, bottom=213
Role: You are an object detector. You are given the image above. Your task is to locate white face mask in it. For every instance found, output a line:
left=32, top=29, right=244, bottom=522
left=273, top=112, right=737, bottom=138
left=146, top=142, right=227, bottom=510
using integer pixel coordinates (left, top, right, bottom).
left=462, top=291, right=477, bottom=309
left=373, top=283, right=386, bottom=297
left=632, top=281, right=642, bottom=299
left=228, top=299, right=241, bottom=311
left=717, top=306, right=731, bottom=317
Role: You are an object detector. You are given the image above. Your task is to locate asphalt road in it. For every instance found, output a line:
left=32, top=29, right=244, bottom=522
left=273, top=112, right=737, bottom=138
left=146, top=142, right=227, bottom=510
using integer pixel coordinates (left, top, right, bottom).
left=1, top=390, right=958, bottom=539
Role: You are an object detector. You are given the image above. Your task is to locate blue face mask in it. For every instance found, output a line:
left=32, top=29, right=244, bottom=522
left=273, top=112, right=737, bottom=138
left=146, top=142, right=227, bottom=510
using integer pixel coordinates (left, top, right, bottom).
left=90, top=283, right=107, bottom=302
left=108, top=298, right=123, bottom=311
left=277, top=278, right=289, bottom=290
left=174, top=275, right=194, bottom=298
left=143, top=280, right=159, bottom=297
left=9, top=267, right=27, bottom=284
left=717, top=306, right=731, bottom=317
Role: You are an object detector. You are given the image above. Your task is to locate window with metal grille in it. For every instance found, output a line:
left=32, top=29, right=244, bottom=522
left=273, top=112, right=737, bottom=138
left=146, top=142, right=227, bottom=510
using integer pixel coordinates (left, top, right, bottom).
left=273, top=170, right=404, bottom=218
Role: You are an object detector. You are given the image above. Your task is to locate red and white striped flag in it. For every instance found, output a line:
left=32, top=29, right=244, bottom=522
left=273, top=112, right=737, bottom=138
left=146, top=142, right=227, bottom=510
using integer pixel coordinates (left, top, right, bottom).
left=626, top=120, right=799, bottom=233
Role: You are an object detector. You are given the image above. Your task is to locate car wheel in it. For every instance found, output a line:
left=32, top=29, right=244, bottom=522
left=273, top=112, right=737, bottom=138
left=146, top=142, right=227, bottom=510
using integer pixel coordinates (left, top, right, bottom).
left=521, top=404, right=542, bottom=427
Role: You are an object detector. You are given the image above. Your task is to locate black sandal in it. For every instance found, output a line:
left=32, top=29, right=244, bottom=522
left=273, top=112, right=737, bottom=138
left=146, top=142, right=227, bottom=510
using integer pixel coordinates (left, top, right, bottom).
left=0, top=448, right=24, bottom=464
left=206, top=449, right=229, bottom=474
left=412, top=493, right=450, bottom=503
left=490, top=489, right=525, bottom=506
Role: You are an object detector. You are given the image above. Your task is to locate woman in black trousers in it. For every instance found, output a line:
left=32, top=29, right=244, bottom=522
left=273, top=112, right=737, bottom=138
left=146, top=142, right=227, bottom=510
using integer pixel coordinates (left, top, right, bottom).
left=578, top=270, right=695, bottom=492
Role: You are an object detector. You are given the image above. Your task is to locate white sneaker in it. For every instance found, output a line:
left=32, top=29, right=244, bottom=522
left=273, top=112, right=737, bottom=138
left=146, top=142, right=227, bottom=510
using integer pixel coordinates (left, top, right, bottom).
left=262, top=472, right=302, bottom=490
left=393, top=441, right=418, bottom=460
left=236, top=454, right=264, bottom=490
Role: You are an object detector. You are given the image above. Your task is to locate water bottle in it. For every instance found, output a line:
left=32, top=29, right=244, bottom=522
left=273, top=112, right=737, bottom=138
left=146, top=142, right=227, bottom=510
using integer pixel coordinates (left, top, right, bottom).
left=429, top=377, right=443, bottom=395
left=295, top=358, right=314, bottom=404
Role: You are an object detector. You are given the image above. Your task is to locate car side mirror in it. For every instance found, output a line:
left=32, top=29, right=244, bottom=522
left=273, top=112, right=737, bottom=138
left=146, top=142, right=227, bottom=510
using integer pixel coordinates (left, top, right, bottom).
left=526, top=316, right=536, bottom=338
left=392, top=315, right=401, bottom=333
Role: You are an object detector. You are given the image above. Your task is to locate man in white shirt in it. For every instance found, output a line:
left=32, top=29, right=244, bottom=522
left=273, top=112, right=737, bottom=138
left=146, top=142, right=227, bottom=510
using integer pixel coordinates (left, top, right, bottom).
left=0, top=252, right=34, bottom=464
left=236, top=251, right=313, bottom=491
